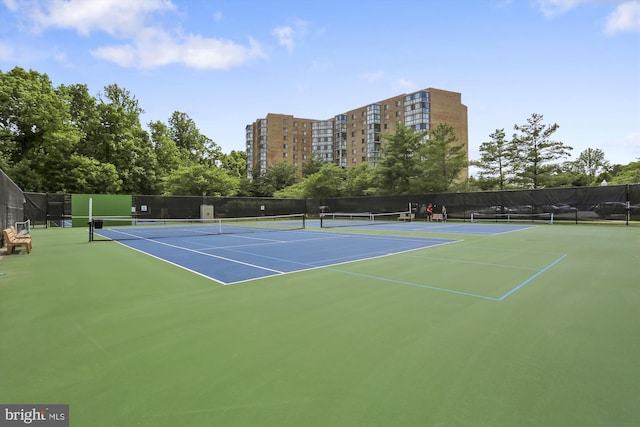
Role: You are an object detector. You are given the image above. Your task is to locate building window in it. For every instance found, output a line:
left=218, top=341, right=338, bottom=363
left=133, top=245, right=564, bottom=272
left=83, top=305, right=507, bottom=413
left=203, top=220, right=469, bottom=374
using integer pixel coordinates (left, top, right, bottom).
left=283, top=143, right=288, bottom=149
left=283, top=136, right=288, bottom=141
left=283, top=152, right=288, bottom=158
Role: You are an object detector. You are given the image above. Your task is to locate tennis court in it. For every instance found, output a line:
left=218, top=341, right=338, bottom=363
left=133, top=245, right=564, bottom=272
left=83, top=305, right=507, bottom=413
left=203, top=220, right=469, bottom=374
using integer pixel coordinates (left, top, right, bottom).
left=0, top=220, right=638, bottom=427
left=97, top=226, right=460, bottom=285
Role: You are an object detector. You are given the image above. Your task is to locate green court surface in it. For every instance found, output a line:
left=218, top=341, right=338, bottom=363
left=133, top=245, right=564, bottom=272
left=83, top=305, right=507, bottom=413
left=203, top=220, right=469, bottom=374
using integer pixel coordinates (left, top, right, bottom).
left=0, top=223, right=638, bottom=426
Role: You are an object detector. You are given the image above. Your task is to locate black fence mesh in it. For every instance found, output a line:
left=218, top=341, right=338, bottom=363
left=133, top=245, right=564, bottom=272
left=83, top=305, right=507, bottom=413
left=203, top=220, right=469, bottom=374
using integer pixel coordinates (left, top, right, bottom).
left=19, top=183, right=640, bottom=227
left=312, top=184, right=639, bottom=223
left=1, top=169, right=25, bottom=246
left=131, top=195, right=307, bottom=220
left=23, top=193, right=70, bottom=227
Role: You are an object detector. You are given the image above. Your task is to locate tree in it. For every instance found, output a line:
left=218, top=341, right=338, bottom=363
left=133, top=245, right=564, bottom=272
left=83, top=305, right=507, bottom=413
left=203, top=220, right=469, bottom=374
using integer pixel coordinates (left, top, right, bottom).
left=262, top=161, right=299, bottom=195
left=421, top=123, right=467, bottom=193
left=94, top=84, right=157, bottom=194
left=169, top=111, right=222, bottom=165
left=149, top=120, right=183, bottom=186
left=302, top=153, right=325, bottom=177
left=344, top=163, right=378, bottom=196
left=63, top=155, right=122, bottom=193
left=220, top=150, right=247, bottom=178
left=163, top=164, right=239, bottom=196
left=510, top=113, right=572, bottom=189
left=376, top=123, right=427, bottom=194
left=471, top=128, right=510, bottom=190
left=572, top=148, right=611, bottom=181
left=0, top=67, right=80, bottom=192
left=609, top=161, right=640, bottom=184
left=303, top=163, right=347, bottom=199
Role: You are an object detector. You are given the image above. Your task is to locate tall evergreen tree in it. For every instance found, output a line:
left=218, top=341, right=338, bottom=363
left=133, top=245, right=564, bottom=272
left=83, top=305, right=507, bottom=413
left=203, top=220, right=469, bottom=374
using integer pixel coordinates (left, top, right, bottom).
left=510, top=113, right=572, bottom=188
left=422, top=123, right=467, bottom=193
left=376, top=123, right=427, bottom=195
left=471, top=128, right=510, bottom=190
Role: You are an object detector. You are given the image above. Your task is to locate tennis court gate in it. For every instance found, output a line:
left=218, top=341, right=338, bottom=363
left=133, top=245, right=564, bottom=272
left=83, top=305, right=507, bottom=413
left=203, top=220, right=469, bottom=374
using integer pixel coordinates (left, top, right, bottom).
left=22, top=193, right=70, bottom=228
left=0, top=169, right=25, bottom=247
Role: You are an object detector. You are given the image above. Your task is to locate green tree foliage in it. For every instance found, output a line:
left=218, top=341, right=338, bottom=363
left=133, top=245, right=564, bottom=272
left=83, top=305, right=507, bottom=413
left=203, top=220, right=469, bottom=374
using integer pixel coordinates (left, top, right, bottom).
left=375, top=122, right=465, bottom=194
left=163, top=164, right=240, bottom=196
left=169, top=111, right=222, bottom=165
left=302, top=153, right=325, bottom=177
left=303, top=163, right=347, bottom=199
left=510, top=113, right=572, bottom=189
left=63, top=155, right=122, bottom=193
left=220, top=150, right=247, bottom=178
left=262, top=161, right=299, bottom=195
left=94, top=84, right=157, bottom=194
left=344, top=163, right=378, bottom=196
left=376, top=123, right=427, bottom=194
left=471, top=128, right=510, bottom=190
left=609, top=161, right=640, bottom=184
left=148, top=120, right=183, bottom=183
left=421, top=123, right=467, bottom=193
left=571, top=148, right=611, bottom=181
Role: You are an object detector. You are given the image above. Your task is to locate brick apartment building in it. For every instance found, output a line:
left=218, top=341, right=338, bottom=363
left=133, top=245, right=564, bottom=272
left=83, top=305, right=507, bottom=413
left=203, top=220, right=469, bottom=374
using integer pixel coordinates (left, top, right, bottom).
left=245, top=87, right=468, bottom=180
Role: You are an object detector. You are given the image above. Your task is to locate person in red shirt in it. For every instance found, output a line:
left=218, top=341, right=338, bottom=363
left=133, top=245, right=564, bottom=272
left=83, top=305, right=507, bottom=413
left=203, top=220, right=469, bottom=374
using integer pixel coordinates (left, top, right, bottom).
left=426, top=204, right=433, bottom=221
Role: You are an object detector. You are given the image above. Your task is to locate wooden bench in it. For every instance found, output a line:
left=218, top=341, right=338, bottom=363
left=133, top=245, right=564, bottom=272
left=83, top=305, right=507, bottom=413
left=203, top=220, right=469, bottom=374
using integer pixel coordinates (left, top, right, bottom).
left=2, top=227, right=32, bottom=254
left=432, top=213, right=444, bottom=222
left=398, top=213, right=415, bottom=222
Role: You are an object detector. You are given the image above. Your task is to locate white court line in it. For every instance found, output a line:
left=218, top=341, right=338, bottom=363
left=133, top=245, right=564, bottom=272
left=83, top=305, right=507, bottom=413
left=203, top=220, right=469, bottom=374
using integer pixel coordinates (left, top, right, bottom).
left=136, top=238, right=285, bottom=274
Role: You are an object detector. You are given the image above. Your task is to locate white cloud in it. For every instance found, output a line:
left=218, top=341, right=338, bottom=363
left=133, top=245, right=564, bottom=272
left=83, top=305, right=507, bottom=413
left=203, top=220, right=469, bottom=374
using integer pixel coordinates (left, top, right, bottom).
left=272, top=26, right=295, bottom=52
left=534, top=0, right=640, bottom=33
left=92, top=32, right=265, bottom=70
left=30, top=0, right=176, bottom=37
left=8, top=0, right=266, bottom=69
left=2, top=0, right=18, bottom=11
left=605, top=0, right=640, bottom=33
left=272, top=19, right=310, bottom=52
left=534, top=0, right=589, bottom=18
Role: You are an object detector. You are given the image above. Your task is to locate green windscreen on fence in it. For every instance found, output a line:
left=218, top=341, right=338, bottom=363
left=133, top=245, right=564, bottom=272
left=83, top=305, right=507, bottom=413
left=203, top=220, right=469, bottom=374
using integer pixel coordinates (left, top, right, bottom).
left=71, top=194, right=132, bottom=227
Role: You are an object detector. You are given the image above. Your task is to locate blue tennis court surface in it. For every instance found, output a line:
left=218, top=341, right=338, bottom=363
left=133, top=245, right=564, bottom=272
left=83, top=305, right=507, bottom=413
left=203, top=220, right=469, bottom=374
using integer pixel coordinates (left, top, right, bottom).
left=100, top=229, right=459, bottom=284
left=308, top=219, right=534, bottom=235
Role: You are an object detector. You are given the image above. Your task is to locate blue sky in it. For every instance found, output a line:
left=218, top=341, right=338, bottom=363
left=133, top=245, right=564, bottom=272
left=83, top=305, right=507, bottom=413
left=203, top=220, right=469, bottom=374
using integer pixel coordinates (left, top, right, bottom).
left=1, top=0, right=639, bottom=171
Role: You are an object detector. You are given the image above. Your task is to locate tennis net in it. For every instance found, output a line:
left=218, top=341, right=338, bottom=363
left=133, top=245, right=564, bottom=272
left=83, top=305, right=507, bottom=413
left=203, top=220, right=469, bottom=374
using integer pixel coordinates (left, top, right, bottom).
left=320, top=212, right=410, bottom=228
left=470, top=212, right=554, bottom=224
left=89, top=214, right=306, bottom=241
